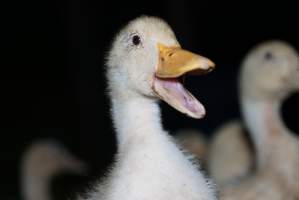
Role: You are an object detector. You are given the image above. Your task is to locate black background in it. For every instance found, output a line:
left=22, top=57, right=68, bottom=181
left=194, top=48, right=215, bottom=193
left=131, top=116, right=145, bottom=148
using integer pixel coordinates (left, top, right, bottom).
left=2, top=0, right=299, bottom=198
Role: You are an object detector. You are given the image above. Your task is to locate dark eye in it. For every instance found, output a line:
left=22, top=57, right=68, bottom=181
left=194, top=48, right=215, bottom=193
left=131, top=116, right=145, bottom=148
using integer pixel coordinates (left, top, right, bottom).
left=264, top=51, right=274, bottom=60
left=132, top=35, right=141, bottom=46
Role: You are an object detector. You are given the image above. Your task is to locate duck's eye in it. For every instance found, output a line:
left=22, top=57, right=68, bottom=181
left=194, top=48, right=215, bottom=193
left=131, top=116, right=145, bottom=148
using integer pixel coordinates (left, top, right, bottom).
left=132, top=35, right=141, bottom=46
left=264, top=51, right=274, bottom=60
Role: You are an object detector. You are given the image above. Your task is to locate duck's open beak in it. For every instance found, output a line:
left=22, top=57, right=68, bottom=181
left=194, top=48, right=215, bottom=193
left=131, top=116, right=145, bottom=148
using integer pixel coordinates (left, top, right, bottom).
left=152, top=43, right=215, bottom=119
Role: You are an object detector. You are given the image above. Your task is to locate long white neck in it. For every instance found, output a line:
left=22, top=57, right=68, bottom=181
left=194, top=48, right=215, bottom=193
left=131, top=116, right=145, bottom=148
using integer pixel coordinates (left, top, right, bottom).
left=110, top=96, right=164, bottom=148
left=241, top=95, right=299, bottom=194
left=240, top=96, right=287, bottom=168
left=22, top=170, right=51, bottom=200
left=103, top=89, right=216, bottom=200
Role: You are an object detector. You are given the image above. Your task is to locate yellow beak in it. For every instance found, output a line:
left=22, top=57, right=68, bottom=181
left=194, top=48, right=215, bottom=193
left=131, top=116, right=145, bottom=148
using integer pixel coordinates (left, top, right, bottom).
left=156, top=43, right=215, bottom=78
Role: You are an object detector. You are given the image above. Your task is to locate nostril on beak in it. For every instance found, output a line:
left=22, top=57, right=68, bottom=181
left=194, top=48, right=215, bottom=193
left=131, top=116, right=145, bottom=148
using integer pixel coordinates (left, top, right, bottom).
left=204, top=59, right=216, bottom=71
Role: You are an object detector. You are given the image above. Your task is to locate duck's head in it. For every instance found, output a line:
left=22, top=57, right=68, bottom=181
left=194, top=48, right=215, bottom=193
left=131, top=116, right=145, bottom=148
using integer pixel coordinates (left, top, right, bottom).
left=240, top=40, right=299, bottom=101
left=107, top=16, right=215, bottom=119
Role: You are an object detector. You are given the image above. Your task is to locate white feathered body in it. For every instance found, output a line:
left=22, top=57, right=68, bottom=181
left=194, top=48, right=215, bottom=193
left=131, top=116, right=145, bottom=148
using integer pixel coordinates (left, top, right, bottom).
left=86, top=99, right=215, bottom=200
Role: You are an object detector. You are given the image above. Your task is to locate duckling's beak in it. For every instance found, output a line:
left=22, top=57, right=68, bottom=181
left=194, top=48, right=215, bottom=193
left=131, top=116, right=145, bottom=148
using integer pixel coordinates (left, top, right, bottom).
left=152, top=43, right=215, bottom=119
left=156, top=43, right=215, bottom=78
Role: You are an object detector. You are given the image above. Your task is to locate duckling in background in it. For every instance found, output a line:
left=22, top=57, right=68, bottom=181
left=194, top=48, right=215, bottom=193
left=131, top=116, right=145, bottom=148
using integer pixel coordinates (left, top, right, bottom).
left=208, top=120, right=254, bottom=186
left=211, top=41, right=299, bottom=199
left=21, top=139, right=88, bottom=200
left=79, top=16, right=217, bottom=200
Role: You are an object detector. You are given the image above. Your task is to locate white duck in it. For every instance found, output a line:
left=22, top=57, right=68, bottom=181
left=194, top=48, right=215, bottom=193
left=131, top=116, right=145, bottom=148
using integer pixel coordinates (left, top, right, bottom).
left=21, top=140, right=87, bottom=200
left=80, top=16, right=216, bottom=200
left=213, top=41, right=299, bottom=199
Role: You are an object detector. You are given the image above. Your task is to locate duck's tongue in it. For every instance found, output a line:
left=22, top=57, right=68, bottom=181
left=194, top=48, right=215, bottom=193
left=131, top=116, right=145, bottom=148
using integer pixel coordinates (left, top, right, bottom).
left=153, top=76, right=205, bottom=119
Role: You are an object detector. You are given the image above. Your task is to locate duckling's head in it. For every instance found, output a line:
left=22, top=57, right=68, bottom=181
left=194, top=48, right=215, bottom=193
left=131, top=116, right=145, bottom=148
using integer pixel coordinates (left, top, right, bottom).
left=240, top=40, right=299, bottom=101
left=107, top=16, right=215, bottom=118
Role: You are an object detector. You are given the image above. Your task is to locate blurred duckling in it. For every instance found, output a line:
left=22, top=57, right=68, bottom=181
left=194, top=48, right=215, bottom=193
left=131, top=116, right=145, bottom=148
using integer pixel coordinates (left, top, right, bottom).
left=208, top=120, right=254, bottom=186
left=21, top=139, right=88, bottom=200
left=213, top=41, right=299, bottom=199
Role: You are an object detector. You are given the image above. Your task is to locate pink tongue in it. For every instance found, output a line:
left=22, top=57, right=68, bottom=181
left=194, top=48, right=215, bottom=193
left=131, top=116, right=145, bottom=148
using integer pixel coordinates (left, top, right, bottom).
left=153, top=77, right=205, bottom=118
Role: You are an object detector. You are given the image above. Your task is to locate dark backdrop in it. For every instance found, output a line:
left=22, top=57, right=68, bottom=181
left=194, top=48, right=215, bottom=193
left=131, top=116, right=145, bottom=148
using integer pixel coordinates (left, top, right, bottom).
left=2, top=0, right=299, bottom=198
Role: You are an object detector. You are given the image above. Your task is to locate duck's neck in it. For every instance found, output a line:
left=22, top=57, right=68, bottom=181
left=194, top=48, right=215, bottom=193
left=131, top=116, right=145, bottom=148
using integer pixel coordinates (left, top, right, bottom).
left=110, top=95, right=164, bottom=147
left=241, top=96, right=287, bottom=168
left=22, top=172, right=50, bottom=200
